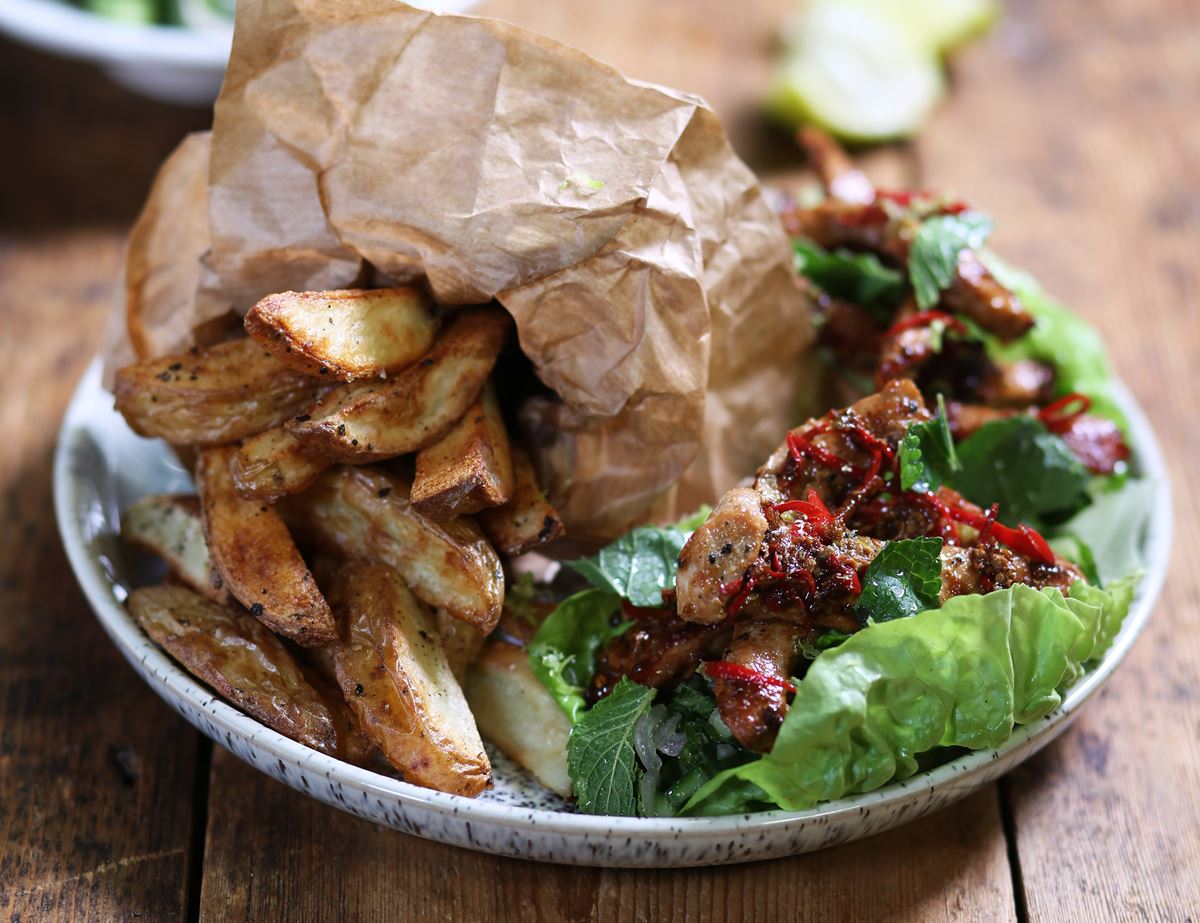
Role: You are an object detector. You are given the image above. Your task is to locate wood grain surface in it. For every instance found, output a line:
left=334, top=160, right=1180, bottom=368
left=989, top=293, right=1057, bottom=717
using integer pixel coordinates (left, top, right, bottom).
left=0, top=0, right=1196, bottom=919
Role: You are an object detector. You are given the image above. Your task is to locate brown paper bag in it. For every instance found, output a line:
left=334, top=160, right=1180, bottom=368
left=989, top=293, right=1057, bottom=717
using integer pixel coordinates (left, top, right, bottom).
left=113, top=0, right=812, bottom=542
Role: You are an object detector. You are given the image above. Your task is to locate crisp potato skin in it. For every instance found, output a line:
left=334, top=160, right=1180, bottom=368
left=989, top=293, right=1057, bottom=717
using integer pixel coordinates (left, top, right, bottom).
left=411, top=381, right=514, bottom=518
left=434, top=609, right=488, bottom=682
left=466, top=640, right=572, bottom=798
left=245, top=287, right=438, bottom=382
left=477, top=447, right=565, bottom=556
left=287, top=307, right=511, bottom=462
left=113, top=338, right=326, bottom=446
left=280, top=466, right=505, bottom=633
left=127, top=584, right=338, bottom=754
left=121, top=494, right=231, bottom=605
left=197, top=446, right=336, bottom=645
left=327, top=562, right=492, bottom=796
left=231, top=426, right=331, bottom=502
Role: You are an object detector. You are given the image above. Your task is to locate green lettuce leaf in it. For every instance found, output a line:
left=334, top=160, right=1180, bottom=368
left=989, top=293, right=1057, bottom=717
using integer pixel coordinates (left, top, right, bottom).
left=527, top=588, right=624, bottom=722
left=569, top=508, right=710, bottom=607
left=910, top=212, right=994, bottom=309
left=980, top=252, right=1128, bottom=430
left=685, top=577, right=1136, bottom=815
left=949, top=416, right=1089, bottom=524
left=567, top=676, right=656, bottom=815
left=855, top=537, right=943, bottom=624
left=898, top=395, right=960, bottom=492
left=794, top=241, right=906, bottom=323
left=1047, top=477, right=1154, bottom=586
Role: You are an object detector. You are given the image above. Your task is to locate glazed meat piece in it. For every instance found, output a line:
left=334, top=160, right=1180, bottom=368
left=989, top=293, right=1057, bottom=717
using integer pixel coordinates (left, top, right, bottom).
left=676, top=488, right=769, bottom=624
left=942, top=250, right=1035, bottom=342
left=1056, top=414, right=1130, bottom=475
left=814, top=295, right=881, bottom=376
left=755, top=378, right=930, bottom=506
left=588, top=605, right=731, bottom=703
left=712, top=618, right=812, bottom=753
left=980, top=359, right=1056, bottom=407
left=796, top=126, right=875, bottom=205
left=940, top=543, right=1083, bottom=599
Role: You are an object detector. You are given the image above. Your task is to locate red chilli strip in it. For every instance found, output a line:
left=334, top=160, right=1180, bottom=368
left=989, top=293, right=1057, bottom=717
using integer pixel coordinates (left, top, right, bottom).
left=787, top=427, right=848, bottom=471
left=884, top=310, right=969, bottom=339
left=1038, top=393, right=1092, bottom=434
left=773, top=490, right=835, bottom=532
left=703, top=660, right=797, bottom=694
left=719, top=574, right=758, bottom=617
left=991, top=522, right=1056, bottom=566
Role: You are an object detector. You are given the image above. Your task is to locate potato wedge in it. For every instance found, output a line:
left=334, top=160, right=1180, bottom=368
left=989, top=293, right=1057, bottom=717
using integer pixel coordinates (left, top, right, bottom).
left=121, top=494, right=231, bottom=605
left=197, top=446, right=336, bottom=646
left=434, top=609, right=488, bottom=683
left=411, top=381, right=514, bottom=519
left=279, top=466, right=504, bottom=632
left=287, top=307, right=511, bottom=462
left=231, top=426, right=331, bottom=502
left=127, top=584, right=337, bottom=755
left=327, top=562, right=491, bottom=796
left=296, top=645, right=379, bottom=766
left=477, top=447, right=565, bottom=556
left=466, top=640, right=571, bottom=798
left=113, top=337, right=326, bottom=446
left=244, top=287, right=438, bottom=382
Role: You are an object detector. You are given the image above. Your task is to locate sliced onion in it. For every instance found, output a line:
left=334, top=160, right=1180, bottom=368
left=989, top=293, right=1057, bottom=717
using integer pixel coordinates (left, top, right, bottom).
left=654, top=713, right=685, bottom=757
left=634, top=705, right=666, bottom=772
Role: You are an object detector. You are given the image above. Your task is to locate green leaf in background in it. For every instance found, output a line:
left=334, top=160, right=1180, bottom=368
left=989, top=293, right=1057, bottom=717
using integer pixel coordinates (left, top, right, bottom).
left=568, top=510, right=709, bottom=608
left=685, top=577, right=1137, bottom=815
left=980, top=251, right=1128, bottom=431
left=855, top=536, right=943, bottom=624
left=898, top=396, right=960, bottom=492
left=794, top=241, right=906, bottom=323
left=1047, top=477, right=1154, bottom=586
left=949, top=416, right=1089, bottom=524
left=527, top=589, right=625, bottom=722
left=567, top=677, right=656, bottom=816
left=909, top=212, right=994, bottom=308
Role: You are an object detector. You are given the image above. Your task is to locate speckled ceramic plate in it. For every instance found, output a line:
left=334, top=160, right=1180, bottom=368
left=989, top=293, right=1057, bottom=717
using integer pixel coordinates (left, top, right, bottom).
left=54, top=359, right=1171, bottom=867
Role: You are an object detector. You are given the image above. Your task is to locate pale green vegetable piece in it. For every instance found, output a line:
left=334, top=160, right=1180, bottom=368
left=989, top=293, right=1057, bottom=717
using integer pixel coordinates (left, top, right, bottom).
left=768, top=2, right=946, bottom=142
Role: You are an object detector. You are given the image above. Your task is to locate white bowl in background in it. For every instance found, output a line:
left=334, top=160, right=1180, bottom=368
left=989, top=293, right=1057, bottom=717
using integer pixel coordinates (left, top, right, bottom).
left=0, top=0, right=479, bottom=105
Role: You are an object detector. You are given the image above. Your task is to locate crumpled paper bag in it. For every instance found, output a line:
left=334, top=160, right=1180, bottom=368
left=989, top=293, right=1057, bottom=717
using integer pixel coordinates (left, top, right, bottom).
left=111, top=0, right=812, bottom=542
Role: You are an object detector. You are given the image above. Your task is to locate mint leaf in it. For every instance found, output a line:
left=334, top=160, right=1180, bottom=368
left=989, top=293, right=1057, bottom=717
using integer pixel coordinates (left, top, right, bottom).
left=899, top=396, right=960, bottom=492
left=568, top=677, right=656, bottom=815
left=527, top=588, right=625, bottom=722
left=909, top=212, right=994, bottom=309
left=794, top=240, right=905, bottom=323
left=856, top=537, right=943, bottom=624
left=949, top=416, right=1089, bottom=525
left=569, top=508, right=709, bottom=607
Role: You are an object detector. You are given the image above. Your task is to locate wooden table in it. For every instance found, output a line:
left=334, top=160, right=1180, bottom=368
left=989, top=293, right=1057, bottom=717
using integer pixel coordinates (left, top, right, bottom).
left=1, top=0, right=1197, bottom=919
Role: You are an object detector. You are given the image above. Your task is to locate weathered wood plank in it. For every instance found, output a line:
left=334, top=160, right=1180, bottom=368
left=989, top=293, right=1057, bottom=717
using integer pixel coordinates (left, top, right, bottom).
left=917, top=1, right=1200, bottom=918
left=198, top=749, right=1013, bottom=922
left=0, top=231, right=202, bottom=922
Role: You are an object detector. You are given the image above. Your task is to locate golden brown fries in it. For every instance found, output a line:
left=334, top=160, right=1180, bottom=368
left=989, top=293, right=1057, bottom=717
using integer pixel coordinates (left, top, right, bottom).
left=245, top=287, right=438, bottom=382
left=435, top=609, right=488, bottom=682
left=279, top=466, right=504, bottom=633
left=411, top=381, right=514, bottom=519
left=466, top=640, right=571, bottom=798
left=121, top=494, right=231, bottom=605
left=295, top=645, right=379, bottom=767
left=113, top=338, right=326, bottom=446
left=127, top=584, right=338, bottom=755
left=231, top=425, right=331, bottom=502
left=287, top=307, right=511, bottom=462
left=197, top=446, right=336, bottom=646
left=478, top=447, right=565, bottom=556
left=327, top=562, right=491, bottom=796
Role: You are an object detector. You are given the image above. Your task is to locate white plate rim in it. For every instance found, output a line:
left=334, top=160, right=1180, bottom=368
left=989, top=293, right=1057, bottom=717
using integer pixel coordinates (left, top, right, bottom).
left=54, top=357, right=1173, bottom=840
